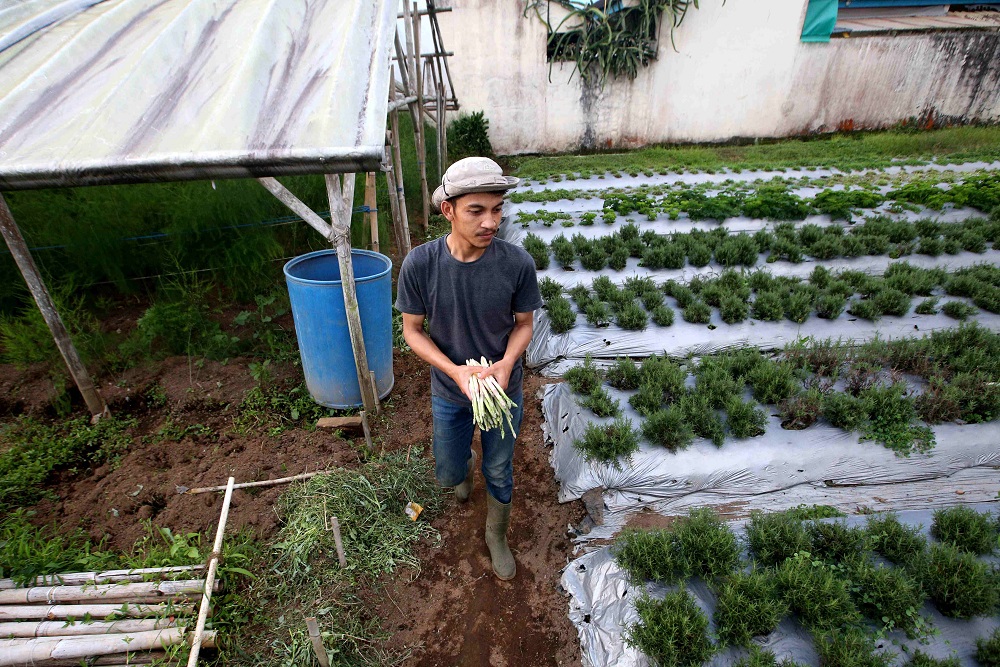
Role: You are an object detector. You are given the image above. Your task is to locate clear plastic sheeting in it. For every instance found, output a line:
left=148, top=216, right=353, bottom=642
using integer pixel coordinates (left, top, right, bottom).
left=527, top=294, right=1000, bottom=372
left=542, top=382, right=1000, bottom=530
left=562, top=505, right=1000, bottom=667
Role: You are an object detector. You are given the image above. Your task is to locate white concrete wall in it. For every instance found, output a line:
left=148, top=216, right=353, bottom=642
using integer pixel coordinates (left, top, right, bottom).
left=437, top=0, right=1000, bottom=154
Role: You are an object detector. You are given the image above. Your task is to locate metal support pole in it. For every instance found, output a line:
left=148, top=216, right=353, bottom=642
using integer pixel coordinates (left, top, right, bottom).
left=0, top=194, right=108, bottom=420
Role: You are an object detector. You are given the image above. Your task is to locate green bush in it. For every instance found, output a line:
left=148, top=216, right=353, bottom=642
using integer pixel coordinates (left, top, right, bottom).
left=816, top=292, right=847, bottom=320
left=640, top=355, right=687, bottom=399
left=813, top=627, right=892, bottom=667
left=976, top=628, right=1000, bottom=667
left=714, top=569, right=789, bottom=647
left=682, top=300, right=712, bottom=324
left=642, top=406, right=695, bottom=452
left=807, top=521, right=868, bottom=564
left=545, top=295, right=576, bottom=334
left=585, top=300, right=613, bottom=327
left=779, top=389, right=822, bottom=430
left=915, top=297, right=940, bottom=315
left=564, top=356, right=603, bottom=394
left=777, top=552, right=861, bottom=632
left=681, top=393, right=726, bottom=446
left=673, top=507, right=740, bottom=579
left=626, top=589, right=715, bottom=667
left=866, top=513, right=927, bottom=567
left=726, top=398, right=769, bottom=438
left=941, top=300, right=978, bottom=320
left=447, top=111, right=492, bottom=158
left=716, top=234, right=761, bottom=266
left=748, top=361, right=799, bottom=405
left=615, top=528, right=683, bottom=583
left=910, top=542, right=999, bottom=618
left=873, top=288, right=911, bottom=317
left=580, top=387, right=620, bottom=418
left=752, top=290, right=785, bottom=321
left=695, top=360, right=741, bottom=408
left=931, top=506, right=997, bottom=555
left=573, top=416, right=639, bottom=466
left=616, top=301, right=649, bottom=330
left=651, top=304, right=675, bottom=326
left=630, top=382, right=665, bottom=416
left=821, top=392, right=867, bottom=431
left=606, top=357, right=642, bottom=390
left=747, top=510, right=811, bottom=568
left=734, top=647, right=803, bottom=667
left=849, top=560, right=927, bottom=637
left=848, top=298, right=882, bottom=321
left=906, top=651, right=961, bottom=667
left=538, top=277, right=563, bottom=300
left=720, top=294, right=750, bottom=324
left=857, top=383, right=935, bottom=456
left=523, top=233, right=550, bottom=270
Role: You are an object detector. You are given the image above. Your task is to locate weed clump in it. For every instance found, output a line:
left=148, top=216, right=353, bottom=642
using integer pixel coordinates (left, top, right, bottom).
left=625, top=590, right=715, bottom=667
left=747, top=510, right=811, bottom=568
left=573, top=416, right=639, bottom=467
left=930, top=506, right=997, bottom=555
left=713, top=569, right=789, bottom=647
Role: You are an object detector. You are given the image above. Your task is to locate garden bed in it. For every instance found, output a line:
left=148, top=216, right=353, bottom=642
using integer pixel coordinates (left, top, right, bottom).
left=562, top=505, right=1000, bottom=667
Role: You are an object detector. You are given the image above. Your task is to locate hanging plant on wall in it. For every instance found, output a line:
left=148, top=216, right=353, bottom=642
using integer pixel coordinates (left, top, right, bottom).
left=523, top=0, right=709, bottom=87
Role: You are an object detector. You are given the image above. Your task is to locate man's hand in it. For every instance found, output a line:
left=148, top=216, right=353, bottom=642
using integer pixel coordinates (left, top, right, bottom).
left=449, top=363, right=488, bottom=401
left=477, top=357, right=514, bottom=392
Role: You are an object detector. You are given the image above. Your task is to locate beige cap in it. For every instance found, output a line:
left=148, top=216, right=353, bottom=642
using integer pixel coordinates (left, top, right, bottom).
left=431, top=156, right=520, bottom=212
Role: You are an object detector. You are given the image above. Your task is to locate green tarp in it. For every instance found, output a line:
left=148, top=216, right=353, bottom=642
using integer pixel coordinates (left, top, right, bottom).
left=801, top=0, right=838, bottom=42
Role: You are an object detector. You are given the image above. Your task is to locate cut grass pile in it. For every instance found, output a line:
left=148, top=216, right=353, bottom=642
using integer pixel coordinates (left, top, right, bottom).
left=615, top=505, right=999, bottom=667
left=506, top=126, right=1000, bottom=182
left=566, top=324, right=1000, bottom=457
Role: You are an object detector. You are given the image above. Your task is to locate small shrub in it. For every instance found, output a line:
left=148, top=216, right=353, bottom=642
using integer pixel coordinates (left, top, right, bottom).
left=915, top=297, right=940, bottom=315
left=816, top=292, right=847, bottom=320
left=538, top=277, right=563, bottom=300
left=584, top=299, right=612, bottom=326
left=976, top=628, right=1000, bottom=667
left=941, top=300, right=978, bottom=320
left=748, top=361, right=799, bottom=405
left=573, top=416, right=639, bottom=466
left=808, top=521, right=868, bottom=564
left=726, top=398, right=769, bottom=438
left=866, top=513, right=927, bottom=567
left=523, top=233, right=550, bottom=270
left=580, top=387, right=620, bottom=418
left=642, top=406, right=695, bottom=452
left=616, top=301, right=649, bottom=331
left=776, top=552, right=861, bottom=632
left=910, top=542, right=999, bottom=618
left=545, top=295, right=576, bottom=334
left=716, top=234, right=760, bottom=266
left=673, top=507, right=740, bottom=579
left=752, top=290, right=785, bottom=321
left=630, top=382, right=665, bottom=416
left=849, top=560, right=927, bottom=637
left=695, top=360, right=741, bottom=408
left=906, top=651, right=961, bottom=667
left=714, top=569, right=789, bottom=647
left=747, top=510, right=811, bottom=568
left=931, top=506, right=997, bottom=555
left=651, top=304, right=675, bottom=327
left=873, top=288, right=911, bottom=317
left=614, top=529, right=682, bottom=583
left=681, top=393, right=726, bottom=446
left=720, top=294, right=750, bottom=324
left=821, top=392, right=868, bottom=431
left=606, top=357, right=641, bottom=390
left=447, top=111, right=492, bottom=157
left=640, top=288, right=664, bottom=311
left=564, top=356, right=603, bottom=394
left=625, top=589, right=715, bottom=667
left=722, top=348, right=767, bottom=382
left=858, top=383, right=935, bottom=456
left=779, top=389, right=821, bottom=430
left=682, top=300, right=712, bottom=324
left=640, top=355, right=687, bottom=399
left=813, top=627, right=892, bottom=667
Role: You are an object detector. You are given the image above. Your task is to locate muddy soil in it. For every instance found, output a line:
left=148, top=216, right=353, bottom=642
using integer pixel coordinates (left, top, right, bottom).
left=2, top=350, right=584, bottom=666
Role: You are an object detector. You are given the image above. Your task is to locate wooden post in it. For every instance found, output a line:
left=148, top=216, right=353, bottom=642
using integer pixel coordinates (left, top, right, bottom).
left=412, top=2, right=430, bottom=229
left=383, top=145, right=410, bottom=259
left=436, top=82, right=447, bottom=175
left=330, top=516, right=347, bottom=569
left=0, top=194, right=108, bottom=420
left=186, top=477, right=234, bottom=667
left=305, top=618, right=330, bottom=667
left=364, top=172, right=378, bottom=253
left=388, top=68, right=412, bottom=256
left=325, top=174, right=377, bottom=415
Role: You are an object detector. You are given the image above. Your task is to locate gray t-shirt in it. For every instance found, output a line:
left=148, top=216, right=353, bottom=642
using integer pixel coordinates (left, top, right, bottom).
left=395, top=236, right=543, bottom=405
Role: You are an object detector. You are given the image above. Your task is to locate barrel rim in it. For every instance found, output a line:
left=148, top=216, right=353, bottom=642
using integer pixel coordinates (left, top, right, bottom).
left=283, top=248, right=392, bottom=286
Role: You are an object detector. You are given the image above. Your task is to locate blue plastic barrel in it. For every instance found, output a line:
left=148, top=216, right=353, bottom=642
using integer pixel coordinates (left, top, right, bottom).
left=283, top=249, right=394, bottom=409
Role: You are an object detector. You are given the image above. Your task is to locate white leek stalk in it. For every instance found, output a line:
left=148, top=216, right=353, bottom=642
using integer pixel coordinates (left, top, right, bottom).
left=466, top=357, right=518, bottom=437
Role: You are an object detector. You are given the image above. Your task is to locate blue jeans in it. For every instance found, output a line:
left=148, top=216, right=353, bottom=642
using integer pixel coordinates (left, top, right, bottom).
left=431, top=390, right=523, bottom=504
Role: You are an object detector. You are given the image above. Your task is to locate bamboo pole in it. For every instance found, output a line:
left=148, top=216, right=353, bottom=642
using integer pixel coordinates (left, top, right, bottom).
left=364, top=172, right=378, bottom=254
left=389, top=68, right=412, bottom=257
left=325, top=174, right=377, bottom=415
left=429, top=0, right=459, bottom=111
left=436, top=82, right=446, bottom=174
left=186, top=477, right=234, bottom=667
left=0, top=194, right=108, bottom=420
left=383, top=145, right=408, bottom=259
left=330, top=516, right=347, bottom=569
left=0, top=627, right=187, bottom=666
left=0, top=580, right=212, bottom=605
left=0, top=603, right=194, bottom=621
left=0, top=618, right=177, bottom=638
left=256, top=178, right=333, bottom=239
left=0, top=565, right=204, bottom=590
left=305, top=617, right=330, bottom=667
left=0, top=631, right=214, bottom=650
left=412, top=2, right=430, bottom=229
left=43, top=654, right=178, bottom=667
left=179, top=471, right=334, bottom=495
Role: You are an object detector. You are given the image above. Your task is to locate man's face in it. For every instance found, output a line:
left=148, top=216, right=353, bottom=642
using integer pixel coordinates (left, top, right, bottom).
left=441, top=191, right=505, bottom=250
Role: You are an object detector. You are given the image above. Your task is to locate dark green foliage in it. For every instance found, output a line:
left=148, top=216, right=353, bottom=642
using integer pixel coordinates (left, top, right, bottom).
left=614, top=528, right=683, bottom=583
left=785, top=505, right=846, bottom=521
left=931, top=506, right=997, bottom=555
left=743, top=187, right=813, bottom=221
left=726, top=398, right=769, bottom=438
left=808, top=521, right=868, bottom=564
left=906, top=651, right=961, bottom=667
left=866, top=513, right=927, bottom=567
left=747, top=510, right=811, bottom=568
left=673, top=508, right=741, bottom=579
left=625, top=590, right=715, bottom=667
left=688, top=242, right=712, bottom=267
left=753, top=290, right=785, bottom=321
left=848, top=298, right=882, bottom=321
left=695, top=360, right=741, bottom=408
left=813, top=189, right=885, bottom=220
left=813, top=627, right=892, bottom=667
left=581, top=386, right=621, bottom=418
left=447, top=111, right=492, bottom=157
left=564, top=355, right=603, bottom=394
left=779, top=389, right=822, bottom=430
left=857, top=383, right=934, bottom=456
left=606, top=357, right=642, bottom=390
left=976, top=628, right=1000, bottom=667
left=748, top=361, right=799, bottom=405
left=910, top=542, right=999, bottom=619
left=640, top=355, right=687, bottom=400
left=573, top=416, right=639, bottom=466
left=551, top=234, right=577, bottom=268
left=915, top=297, right=940, bottom=315
left=616, top=301, right=649, bottom=330
left=873, top=288, right=911, bottom=317
left=734, top=647, right=803, bottom=667
left=714, top=569, right=789, bottom=647
left=941, top=300, right=978, bottom=320
left=642, top=406, right=695, bottom=452
left=716, top=234, right=761, bottom=266
left=849, top=560, right=927, bottom=636
left=545, top=295, right=576, bottom=333
left=777, top=552, right=861, bottom=632
left=720, top=294, right=750, bottom=324
left=681, top=393, right=726, bottom=446
left=682, top=300, right=712, bottom=324
left=821, top=392, right=867, bottom=431
left=630, top=382, right=665, bottom=416
left=579, top=244, right=608, bottom=270
left=723, top=348, right=767, bottom=382
left=586, top=300, right=613, bottom=327
left=538, top=276, right=563, bottom=300
left=815, top=288, right=847, bottom=320
left=592, top=275, right=618, bottom=301
left=640, top=288, right=664, bottom=311
left=651, top=304, right=675, bottom=327
left=523, top=233, right=550, bottom=269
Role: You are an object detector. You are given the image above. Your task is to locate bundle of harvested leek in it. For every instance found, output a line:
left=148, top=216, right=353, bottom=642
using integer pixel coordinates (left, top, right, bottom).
left=466, top=357, right=518, bottom=436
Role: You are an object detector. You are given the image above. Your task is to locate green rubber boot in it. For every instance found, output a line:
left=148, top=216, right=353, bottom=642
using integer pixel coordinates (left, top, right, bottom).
left=485, top=494, right=516, bottom=580
left=454, top=451, right=476, bottom=503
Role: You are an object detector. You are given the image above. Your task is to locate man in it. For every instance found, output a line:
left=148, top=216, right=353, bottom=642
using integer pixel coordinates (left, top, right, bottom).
left=395, top=157, right=542, bottom=580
